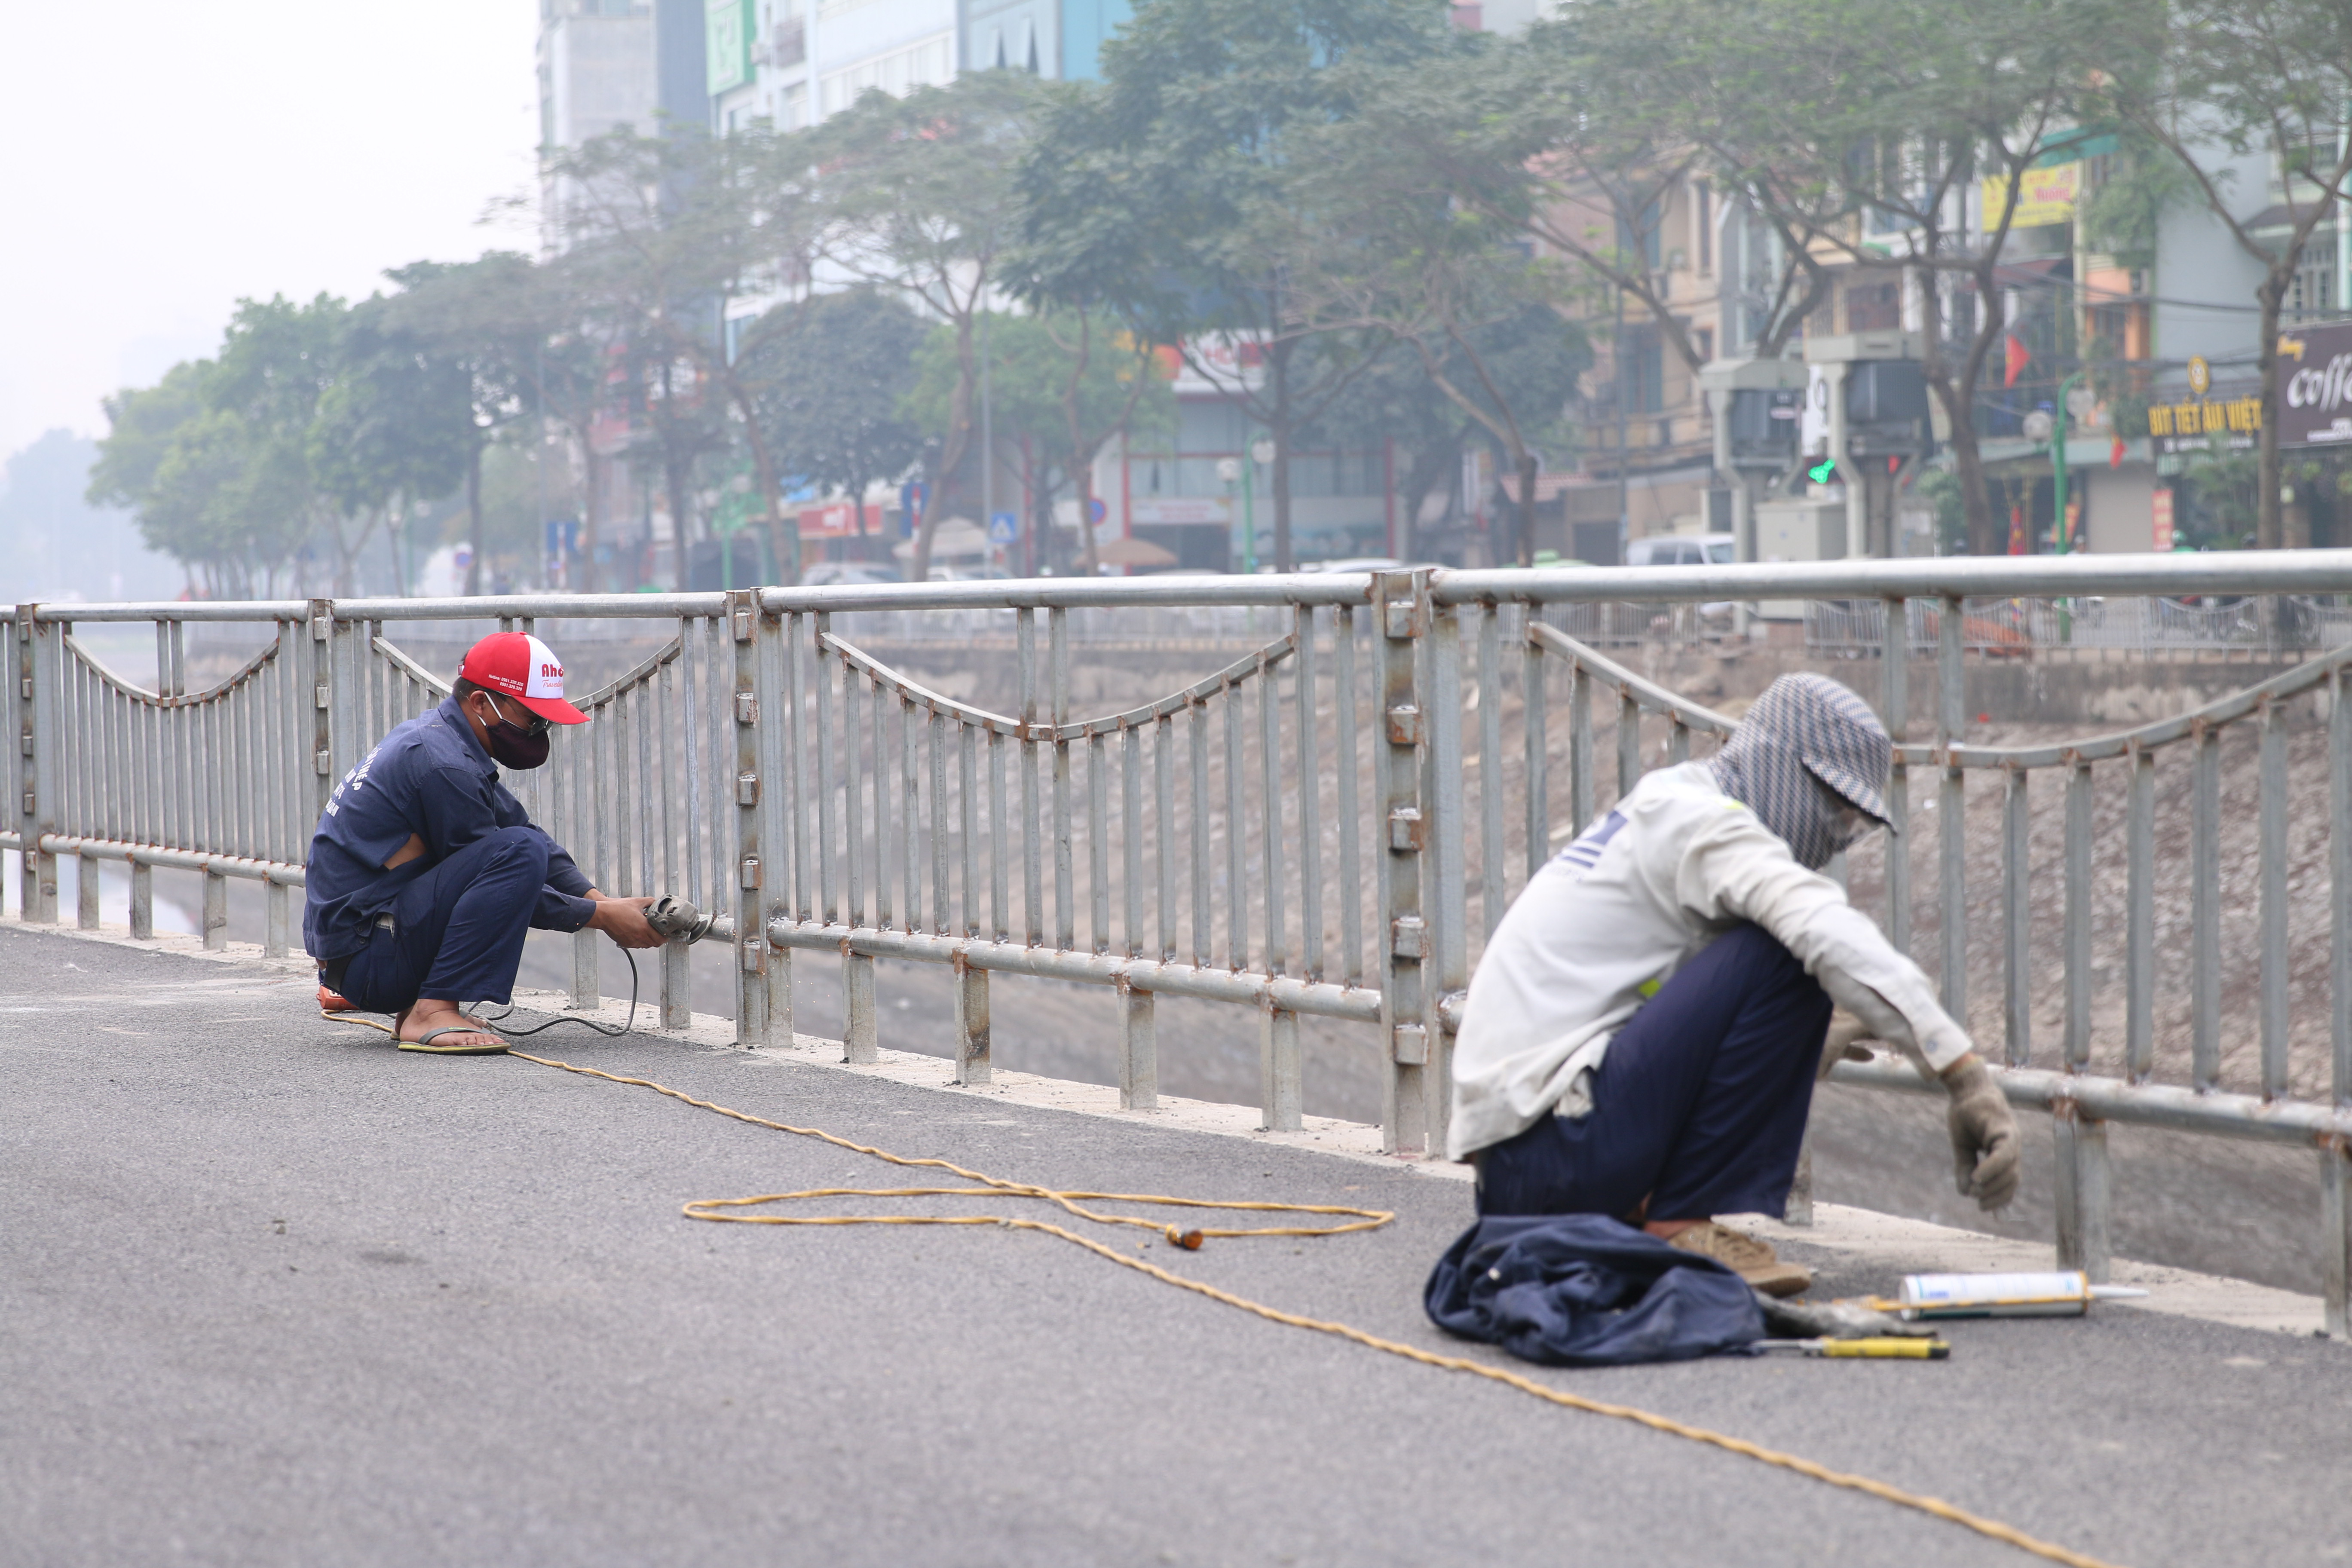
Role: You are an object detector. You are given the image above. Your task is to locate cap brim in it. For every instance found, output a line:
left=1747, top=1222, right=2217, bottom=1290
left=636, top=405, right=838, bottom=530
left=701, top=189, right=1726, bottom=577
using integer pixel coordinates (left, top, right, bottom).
left=1805, top=759, right=1896, bottom=833
left=514, top=692, right=589, bottom=725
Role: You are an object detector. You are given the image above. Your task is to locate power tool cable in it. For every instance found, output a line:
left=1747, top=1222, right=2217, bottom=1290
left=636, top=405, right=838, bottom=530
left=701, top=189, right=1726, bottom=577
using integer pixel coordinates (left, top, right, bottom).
left=319, top=1004, right=2126, bottom=1568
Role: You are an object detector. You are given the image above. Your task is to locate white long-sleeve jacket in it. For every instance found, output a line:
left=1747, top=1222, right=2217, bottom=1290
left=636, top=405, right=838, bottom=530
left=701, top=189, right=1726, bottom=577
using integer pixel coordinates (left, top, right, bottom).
left=1447, top=761, right=1970, bottom=1162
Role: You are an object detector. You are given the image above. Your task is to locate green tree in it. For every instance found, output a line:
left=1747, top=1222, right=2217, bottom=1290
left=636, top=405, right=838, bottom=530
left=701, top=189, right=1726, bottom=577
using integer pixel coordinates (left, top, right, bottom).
left=809, top=70, right=1050, bottom=579
left=383, top=252, right=622, bottom=590
left=1278, top=86, right=1590, bottom=566
left=1640, top=0, right=2102, bottom=554
left=748, top=288, right=930, bottom=548
left=905, top=308, right=1176, bottom=573
left=310, top=290, right=479, bottom=594
left=91, top=296, right=378, bottom=596
left=1298, top=342, right=1477, bottom=561
left=2092, top=0, right=2352, bottom=550
left=539, top=131, right=752, bottom=589
left=1017, top=0, right=1446, bottom=571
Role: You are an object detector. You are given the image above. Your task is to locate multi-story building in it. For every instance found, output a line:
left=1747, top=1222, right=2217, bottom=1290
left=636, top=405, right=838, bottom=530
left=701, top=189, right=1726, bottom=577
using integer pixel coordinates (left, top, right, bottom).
left=704, top=1, right=1135, bottom=135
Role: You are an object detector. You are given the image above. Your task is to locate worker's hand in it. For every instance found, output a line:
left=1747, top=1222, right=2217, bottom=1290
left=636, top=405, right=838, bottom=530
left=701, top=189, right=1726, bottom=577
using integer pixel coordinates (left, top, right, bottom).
left=1819, top=1009, right=1877, bottom=1079
left=1940, top=1053, right=2021, bottom=1211
left=587, top=895, right=664, bottom=949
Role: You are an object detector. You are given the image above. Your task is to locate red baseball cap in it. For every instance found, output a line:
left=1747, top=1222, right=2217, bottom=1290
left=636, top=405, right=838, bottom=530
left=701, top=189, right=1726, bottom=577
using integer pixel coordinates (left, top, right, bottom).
left=458, top=632, right=588, bottom=724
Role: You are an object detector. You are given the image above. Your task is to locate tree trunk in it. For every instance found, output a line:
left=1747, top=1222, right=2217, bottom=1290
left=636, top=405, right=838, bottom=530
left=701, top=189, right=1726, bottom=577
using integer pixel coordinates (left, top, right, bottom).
left=1516, top=449, right=1540, bottom=567
left=665, top=449, right=692, bottom=591
left=1269, top=341, right=1294, bottom=573
left=726, top=374, right=791, bottom=585
left=913, top=315, right=981, bottom=584
left=577, top=440, right=602, bottom=595
left=2258, top=273, right=2286, bottom=550
left=1398, top=438, right=1458, bottom=562
left=464, top=447, right=484, bottom=596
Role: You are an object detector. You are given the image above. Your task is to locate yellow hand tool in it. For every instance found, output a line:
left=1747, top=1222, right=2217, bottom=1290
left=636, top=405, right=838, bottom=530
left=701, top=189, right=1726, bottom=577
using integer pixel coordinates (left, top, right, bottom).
left=1759, top=1338, right=1952, bottom=1359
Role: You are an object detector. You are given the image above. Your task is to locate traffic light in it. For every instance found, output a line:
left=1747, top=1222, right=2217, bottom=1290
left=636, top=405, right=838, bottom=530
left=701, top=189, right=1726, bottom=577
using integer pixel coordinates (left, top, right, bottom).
left=1807, top=459, right=1838, bottom=484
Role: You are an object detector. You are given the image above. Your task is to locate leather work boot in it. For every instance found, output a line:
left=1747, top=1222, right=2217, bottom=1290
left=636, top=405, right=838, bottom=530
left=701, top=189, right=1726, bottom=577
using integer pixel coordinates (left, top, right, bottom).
left=1666, top=1221, right=1813, bottom=1298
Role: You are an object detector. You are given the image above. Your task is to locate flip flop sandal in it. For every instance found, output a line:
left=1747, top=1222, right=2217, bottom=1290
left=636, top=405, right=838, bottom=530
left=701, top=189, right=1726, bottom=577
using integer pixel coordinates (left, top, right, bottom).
left=398, top=1025, right=508, bottom=1056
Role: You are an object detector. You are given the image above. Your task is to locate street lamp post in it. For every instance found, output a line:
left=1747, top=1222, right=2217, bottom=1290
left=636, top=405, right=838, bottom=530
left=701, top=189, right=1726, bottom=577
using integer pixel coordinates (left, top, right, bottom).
left=2052, top=369, right=2086, bottom=554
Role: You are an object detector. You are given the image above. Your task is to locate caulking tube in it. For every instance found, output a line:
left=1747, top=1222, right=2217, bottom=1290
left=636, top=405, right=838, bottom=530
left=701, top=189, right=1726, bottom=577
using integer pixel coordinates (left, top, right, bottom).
left=1897, top=1271, right=2150, bottom=1320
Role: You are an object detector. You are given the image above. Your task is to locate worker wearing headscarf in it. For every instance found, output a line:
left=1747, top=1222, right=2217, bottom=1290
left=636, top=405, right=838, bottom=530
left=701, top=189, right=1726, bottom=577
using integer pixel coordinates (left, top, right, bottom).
left=1450, top=673, right=2018, bottom=1297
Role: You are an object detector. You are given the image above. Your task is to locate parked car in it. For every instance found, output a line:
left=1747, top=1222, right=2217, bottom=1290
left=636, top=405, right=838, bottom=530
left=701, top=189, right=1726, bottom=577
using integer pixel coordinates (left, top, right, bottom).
left=1624, top=533, right=1736, bottom=567
left=800, top=560, right=904, bottom=587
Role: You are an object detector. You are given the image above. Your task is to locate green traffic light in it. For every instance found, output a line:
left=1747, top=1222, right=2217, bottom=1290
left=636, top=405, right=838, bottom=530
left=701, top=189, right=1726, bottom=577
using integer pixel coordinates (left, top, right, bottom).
left=1808, top=459, right=1837, bottom=484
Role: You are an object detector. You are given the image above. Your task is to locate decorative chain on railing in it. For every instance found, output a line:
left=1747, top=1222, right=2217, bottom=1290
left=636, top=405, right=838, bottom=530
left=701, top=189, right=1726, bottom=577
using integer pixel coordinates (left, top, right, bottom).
left=12, top=553, right=2352, bottom=1329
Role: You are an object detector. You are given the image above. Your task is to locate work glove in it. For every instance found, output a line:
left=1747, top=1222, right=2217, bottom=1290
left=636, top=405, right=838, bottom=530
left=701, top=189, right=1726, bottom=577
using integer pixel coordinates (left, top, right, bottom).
left=1818, top=1009, right=1877, bottom=1080
left=1940, top=1054, right=2021, bottom=1211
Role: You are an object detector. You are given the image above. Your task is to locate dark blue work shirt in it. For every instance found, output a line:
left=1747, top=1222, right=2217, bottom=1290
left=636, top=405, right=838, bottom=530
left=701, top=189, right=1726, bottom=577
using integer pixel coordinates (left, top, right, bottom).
left=302, top=695, right=595, bottom=962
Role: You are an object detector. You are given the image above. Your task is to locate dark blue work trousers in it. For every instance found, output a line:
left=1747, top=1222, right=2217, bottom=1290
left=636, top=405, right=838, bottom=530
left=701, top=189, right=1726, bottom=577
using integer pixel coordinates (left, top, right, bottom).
left=334, top=827, right=570, bottom=1014
left=1474, top=923, right=1833, bottom=1224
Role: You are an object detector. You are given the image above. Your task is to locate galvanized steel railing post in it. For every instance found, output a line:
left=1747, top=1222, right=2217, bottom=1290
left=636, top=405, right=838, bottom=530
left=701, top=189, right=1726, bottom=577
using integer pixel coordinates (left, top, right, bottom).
left=956, top=950, right=991, bottom=1085
left=730, top=591, right=768, bottom=1047
left=202, top=866, right=228, bottom=952
left=1426, top=599, right=1470, bottom=1158
left=1116, top=972, right=1152, bottom=1109
left=263, top=871, right=290, bottom=958
left=1375, top=569, right=1431, bottom=1155
left=307, top=601, right=334, bottom=823
left=2053, top=1097, right=2113, bottom=1283
left=21, top=610, right=56, bottom=923
left=1477, top=603, right=1505, bottom=941
left=2125, top=741, right=2155, bottom=1081
left=2323, top=1139, right=2352, bottom=1338
left=1937, top=594, right=1966, bottom=1022
left=2333, top=666, right=2352, bottom=1110
left=758, top=605, right=793, bottom=1043
left=2064, top=756, right=2093, bottom=1068
left=843, top=936, right=877, bottom=1063
left=2001, top=764, right=2030, bottom=1067
left=1568, top=660, right=1593, bottom=834
left=1050, top=607, right=1073, bottom=953
left=2260, top=695, right=2291, bottom=1098
left=1882, top=597, right=1910, bottom=955
left=2192, top=720, right=2220, bottom=1090
left=129, top=855, right=153, bottom=940
left=1522, top=619, right=1547, bottom=885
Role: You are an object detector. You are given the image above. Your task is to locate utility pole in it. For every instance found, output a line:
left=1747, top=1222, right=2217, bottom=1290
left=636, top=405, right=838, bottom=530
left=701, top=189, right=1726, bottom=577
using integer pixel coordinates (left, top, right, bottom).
left=2052, top=368, right=2085, bottom=553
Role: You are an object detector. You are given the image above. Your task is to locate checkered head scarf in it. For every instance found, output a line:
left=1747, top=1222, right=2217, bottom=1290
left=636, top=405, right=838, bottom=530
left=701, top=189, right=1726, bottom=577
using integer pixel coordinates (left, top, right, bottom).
left=1707, top=673, right=1896, bottom=871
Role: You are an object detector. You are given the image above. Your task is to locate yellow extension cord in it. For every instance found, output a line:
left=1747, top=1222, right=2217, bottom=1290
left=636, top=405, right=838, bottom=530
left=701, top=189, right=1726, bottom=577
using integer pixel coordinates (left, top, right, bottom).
left=330, top=1014, right=2121, bottom=1568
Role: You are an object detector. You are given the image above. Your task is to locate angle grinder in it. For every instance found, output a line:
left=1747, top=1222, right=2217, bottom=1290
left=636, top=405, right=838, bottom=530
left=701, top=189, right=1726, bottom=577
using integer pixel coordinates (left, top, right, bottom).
left=645, top=894, right=717, bottom=944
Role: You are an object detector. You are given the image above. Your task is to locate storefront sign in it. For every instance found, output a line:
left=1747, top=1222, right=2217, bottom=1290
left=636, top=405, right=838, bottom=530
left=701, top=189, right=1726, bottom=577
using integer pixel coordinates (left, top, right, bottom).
left=1981, top=162, right=2080, bottom=230
left=2147, top=389, right=2261, bottom=455
left=2278, top=320, right=2352, bottom=448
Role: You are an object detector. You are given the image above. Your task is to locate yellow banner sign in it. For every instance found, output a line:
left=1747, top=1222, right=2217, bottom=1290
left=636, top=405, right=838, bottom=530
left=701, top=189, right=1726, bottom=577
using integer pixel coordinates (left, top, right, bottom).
left=1982, top=162, right=2080, bottom=231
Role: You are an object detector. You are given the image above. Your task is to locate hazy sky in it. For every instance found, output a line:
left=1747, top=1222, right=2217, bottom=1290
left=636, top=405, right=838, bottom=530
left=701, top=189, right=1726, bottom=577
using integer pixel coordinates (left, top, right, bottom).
left=0, top=2, right=542, bottom=460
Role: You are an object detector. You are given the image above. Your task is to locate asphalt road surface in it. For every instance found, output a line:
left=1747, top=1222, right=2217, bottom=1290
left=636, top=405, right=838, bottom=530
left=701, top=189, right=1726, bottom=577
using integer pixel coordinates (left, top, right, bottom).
left=6, top=925, right=2349, bottom=1568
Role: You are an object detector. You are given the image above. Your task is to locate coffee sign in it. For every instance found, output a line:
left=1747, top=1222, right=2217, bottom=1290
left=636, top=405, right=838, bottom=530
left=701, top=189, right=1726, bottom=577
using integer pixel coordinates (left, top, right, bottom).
left=2279, top=320, right=2352, bottom=448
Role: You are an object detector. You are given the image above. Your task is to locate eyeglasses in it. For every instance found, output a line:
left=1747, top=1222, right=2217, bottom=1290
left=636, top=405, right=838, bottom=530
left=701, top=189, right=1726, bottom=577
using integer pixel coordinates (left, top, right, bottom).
left=485, top=693, right=552, bottom=737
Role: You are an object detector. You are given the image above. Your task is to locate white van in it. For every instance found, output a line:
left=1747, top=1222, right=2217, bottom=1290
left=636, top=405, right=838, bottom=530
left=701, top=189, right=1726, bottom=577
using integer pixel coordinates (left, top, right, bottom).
left=1624, top=533, right=1737, bottom=567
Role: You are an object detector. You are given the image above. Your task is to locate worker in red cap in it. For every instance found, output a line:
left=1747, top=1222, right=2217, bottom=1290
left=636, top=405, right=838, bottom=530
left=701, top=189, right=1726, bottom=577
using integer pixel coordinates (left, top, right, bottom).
left=303, top=632, right=663, bottom=1054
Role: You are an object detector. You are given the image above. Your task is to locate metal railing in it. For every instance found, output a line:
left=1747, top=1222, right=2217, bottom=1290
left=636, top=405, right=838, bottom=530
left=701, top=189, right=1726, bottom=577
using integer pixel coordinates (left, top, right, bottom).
left=1806, top=591, right=2352, bottom=659
left=14, top=548, right=2352, bottom=1330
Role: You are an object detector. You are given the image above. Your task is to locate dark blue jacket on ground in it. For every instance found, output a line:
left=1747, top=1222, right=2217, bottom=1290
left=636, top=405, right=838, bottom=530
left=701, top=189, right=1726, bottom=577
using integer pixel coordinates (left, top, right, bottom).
left=302, top=696, right=594, bottom=963
left=1424, top=1214, right=1764, bottom=1366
